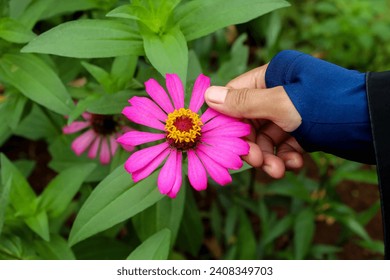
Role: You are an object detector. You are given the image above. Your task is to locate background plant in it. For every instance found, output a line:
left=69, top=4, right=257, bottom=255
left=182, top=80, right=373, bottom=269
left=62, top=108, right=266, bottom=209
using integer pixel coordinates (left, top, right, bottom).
left=0, top=0, right=386, bottom=260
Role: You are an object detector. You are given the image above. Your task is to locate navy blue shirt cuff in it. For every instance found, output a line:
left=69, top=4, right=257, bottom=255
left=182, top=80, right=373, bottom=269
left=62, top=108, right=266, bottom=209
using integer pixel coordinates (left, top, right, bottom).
left=265, top=50, right=375, bottom=163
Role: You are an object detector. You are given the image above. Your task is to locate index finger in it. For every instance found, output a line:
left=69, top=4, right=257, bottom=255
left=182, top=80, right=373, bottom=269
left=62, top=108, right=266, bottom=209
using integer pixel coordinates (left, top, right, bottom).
left=226, top=64, right=268, bottom=89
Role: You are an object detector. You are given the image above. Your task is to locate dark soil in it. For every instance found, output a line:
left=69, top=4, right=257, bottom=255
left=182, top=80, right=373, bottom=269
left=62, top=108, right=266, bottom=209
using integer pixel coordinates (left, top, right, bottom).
left=0, top=136, right=56, bottom=194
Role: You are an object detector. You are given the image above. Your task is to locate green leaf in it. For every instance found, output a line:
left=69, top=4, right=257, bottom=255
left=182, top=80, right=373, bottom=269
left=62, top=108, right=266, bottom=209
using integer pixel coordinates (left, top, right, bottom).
left=14, top=160, right=35, bottom=178
left=341, top=216, right=370, bottom=241
left=86, top=90, right=137, bottom=115
left=266, top=178, right=312, bottom=202
left=262, top=215, right=293, bottom=246
left=0, top=106, right=11, bottom=146
left=127, top=228, right=171, bottom=260
left=48, top=135, right=110, bottom=182
left=2, top=92, right=28, bottom=130
left=41, top=0, right=99, bottom=20
left=111, top=55, right=138, bottom=90
left=24, top=210, right=50, bottom=241
left=225, top=205, right=239, bottom=244
left=22, top=19, right=144, bottom=58
left=14, top=0, right=52, bottom=30
left=0, top=17, right=36, bottom=43
left=176, top=189, right=203, bottom=256
left=108, top=0, right=181, bottom=33
left=340, top=169, right=378, bottom=185
left=111, top=55, right=137, bottom=78
left=294, top=208, right=315, bottom=259
left=236, top=210, right=257, bottom=259
left=0, top=154, right=36, bottom=215
left=142, top=26, right=188, bottom=83
left=210, top=202, right=223, bottom=242
left=69, top=166, right=163, bottom=246
left=14, top=104, right=59, bottom=140
left=34, top=235, right=75, bottom=260
left=175, top=0, right=290, bottom=41
left=213, top=33, right=249, bottom=85
left=0, top=235, right=34, bottom=260
left=39, top=163, right=96, bottom=218
left=73, top=236, right=130, bottom=260
left=229, top=162, right=252, bottom=175
left=310, top=244, right=341, bottom=259
left=357, top=239, right=384, bottom=255
left=106, top=4, right=141, bottom=20
left=132, top=186, right=185, bottom=244
left=0, top=53, right=74, bottom=115
left=357, top=200, right=380, bottom=226
left=187, top=50, right=203, bottom=84
left=67, top=95, right=99, bottom=125
left=82, top=61, right=112, bottom=92
left=0, top=0, right=9, bottom=17
left=0, top=176, right=12, bottom=236
left=9, top=0, right=34, bottom=19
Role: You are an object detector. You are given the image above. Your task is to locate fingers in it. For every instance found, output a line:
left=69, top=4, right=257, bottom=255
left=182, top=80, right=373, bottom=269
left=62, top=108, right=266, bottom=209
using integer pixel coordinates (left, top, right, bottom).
left=226, top=65, right=268, bottom=89
left=248, top=123, right=305, bottom=178
left=257, top=133, right=286, bottom=179
left=255, top=123, right=288, bottom=178
left=241, top=120, right=263, bottom=168
left=277, top=138, right=304, bottom=170
left=242, top=141, right=263, bottom=168
left=205, top=65, right=305, bottom=177
left=205, top=86, right=302, bottom=132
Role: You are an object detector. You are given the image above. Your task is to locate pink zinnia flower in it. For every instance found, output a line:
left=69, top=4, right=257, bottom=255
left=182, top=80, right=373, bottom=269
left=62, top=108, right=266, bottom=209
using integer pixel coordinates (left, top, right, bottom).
left=63, top=113, right=133, bottom=164
left=117, top=73, right=250, bottom=198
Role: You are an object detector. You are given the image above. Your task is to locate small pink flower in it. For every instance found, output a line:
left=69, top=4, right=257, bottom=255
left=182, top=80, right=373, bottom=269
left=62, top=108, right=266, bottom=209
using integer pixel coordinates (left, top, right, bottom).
left=117, top=73, right=250, bottom=198
left=63, top=113, right=133, bottom=164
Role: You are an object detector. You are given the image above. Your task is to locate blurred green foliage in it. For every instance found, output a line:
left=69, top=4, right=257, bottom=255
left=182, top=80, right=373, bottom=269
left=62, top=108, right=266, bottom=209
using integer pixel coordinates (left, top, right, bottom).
left=251, top=0, right=390, bottom=71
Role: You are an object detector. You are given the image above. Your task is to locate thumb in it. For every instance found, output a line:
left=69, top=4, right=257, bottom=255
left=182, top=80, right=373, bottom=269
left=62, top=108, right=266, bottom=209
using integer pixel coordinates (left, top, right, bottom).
left=204, top=85, right=301, bottom=132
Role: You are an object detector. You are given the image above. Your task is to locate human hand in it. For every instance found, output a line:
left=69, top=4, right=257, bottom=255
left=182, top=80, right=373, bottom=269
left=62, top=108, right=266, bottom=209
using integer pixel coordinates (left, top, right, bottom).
left=205, top=65, right=304, bottom=178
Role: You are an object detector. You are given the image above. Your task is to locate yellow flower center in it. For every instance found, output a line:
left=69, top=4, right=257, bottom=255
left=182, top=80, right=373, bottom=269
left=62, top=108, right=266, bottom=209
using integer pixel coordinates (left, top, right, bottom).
left=165, top=108, right=203, bottom=150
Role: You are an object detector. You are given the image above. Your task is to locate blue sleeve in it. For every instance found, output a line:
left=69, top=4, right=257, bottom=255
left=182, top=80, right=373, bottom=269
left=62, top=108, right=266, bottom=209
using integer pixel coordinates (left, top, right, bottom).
left=265, top=50, right=375, bottom=164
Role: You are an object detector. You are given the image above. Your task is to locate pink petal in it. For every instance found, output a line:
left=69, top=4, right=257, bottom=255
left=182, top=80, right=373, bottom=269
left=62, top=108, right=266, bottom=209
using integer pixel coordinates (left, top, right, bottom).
left=122, top=106, right=165, bottom=131
left=197, top=144, right=243, bottom=170
left=87, top=136, right=101, bottom=159
left=201, top=114, right=241, bottom=133
left=131, top=148, right=171, bottom=182
left=121, top=143, right=135, bottom=152
left=82, top=112, right=92, bottom=120
left=202, top=136, right=249, bottom=156
left=116, top=131, right=135, bottom=152
left=157, top=150, right=179, bottom=195
left=145, top=78, right=174, bottom=114
left=200, top=108, right=219, bottom=124
left=117, top=131, right=165, bottom=147
left=187, top=150, right=208, bottom=191
left=196, top=150, right=232, bottom=186
left=125, top=142, right=169, bottom=173
left=167, top=152, right=182, bottom=198
left=189, top=74, right=210, bottom=113
left=128, top=96, right=167, bottom=122
left=166, top=73, right=184, bottom=109
left=100, top=138, right=111, bottom=164
left=71, top=129, right=96, bottom=156
left=63, top=121, right=90, bottom=134
left=202, top=122, right=251, bottom=138
left=110, top=135, right=119, bottom=155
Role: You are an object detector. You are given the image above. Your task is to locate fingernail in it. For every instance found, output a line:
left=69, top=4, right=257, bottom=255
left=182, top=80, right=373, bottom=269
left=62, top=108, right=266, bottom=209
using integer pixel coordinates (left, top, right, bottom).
left=263, top=165, right=272, bottom=174
left=205, top=86, right=228, bottom=104
left=286, top=159, right=297, bottom=168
